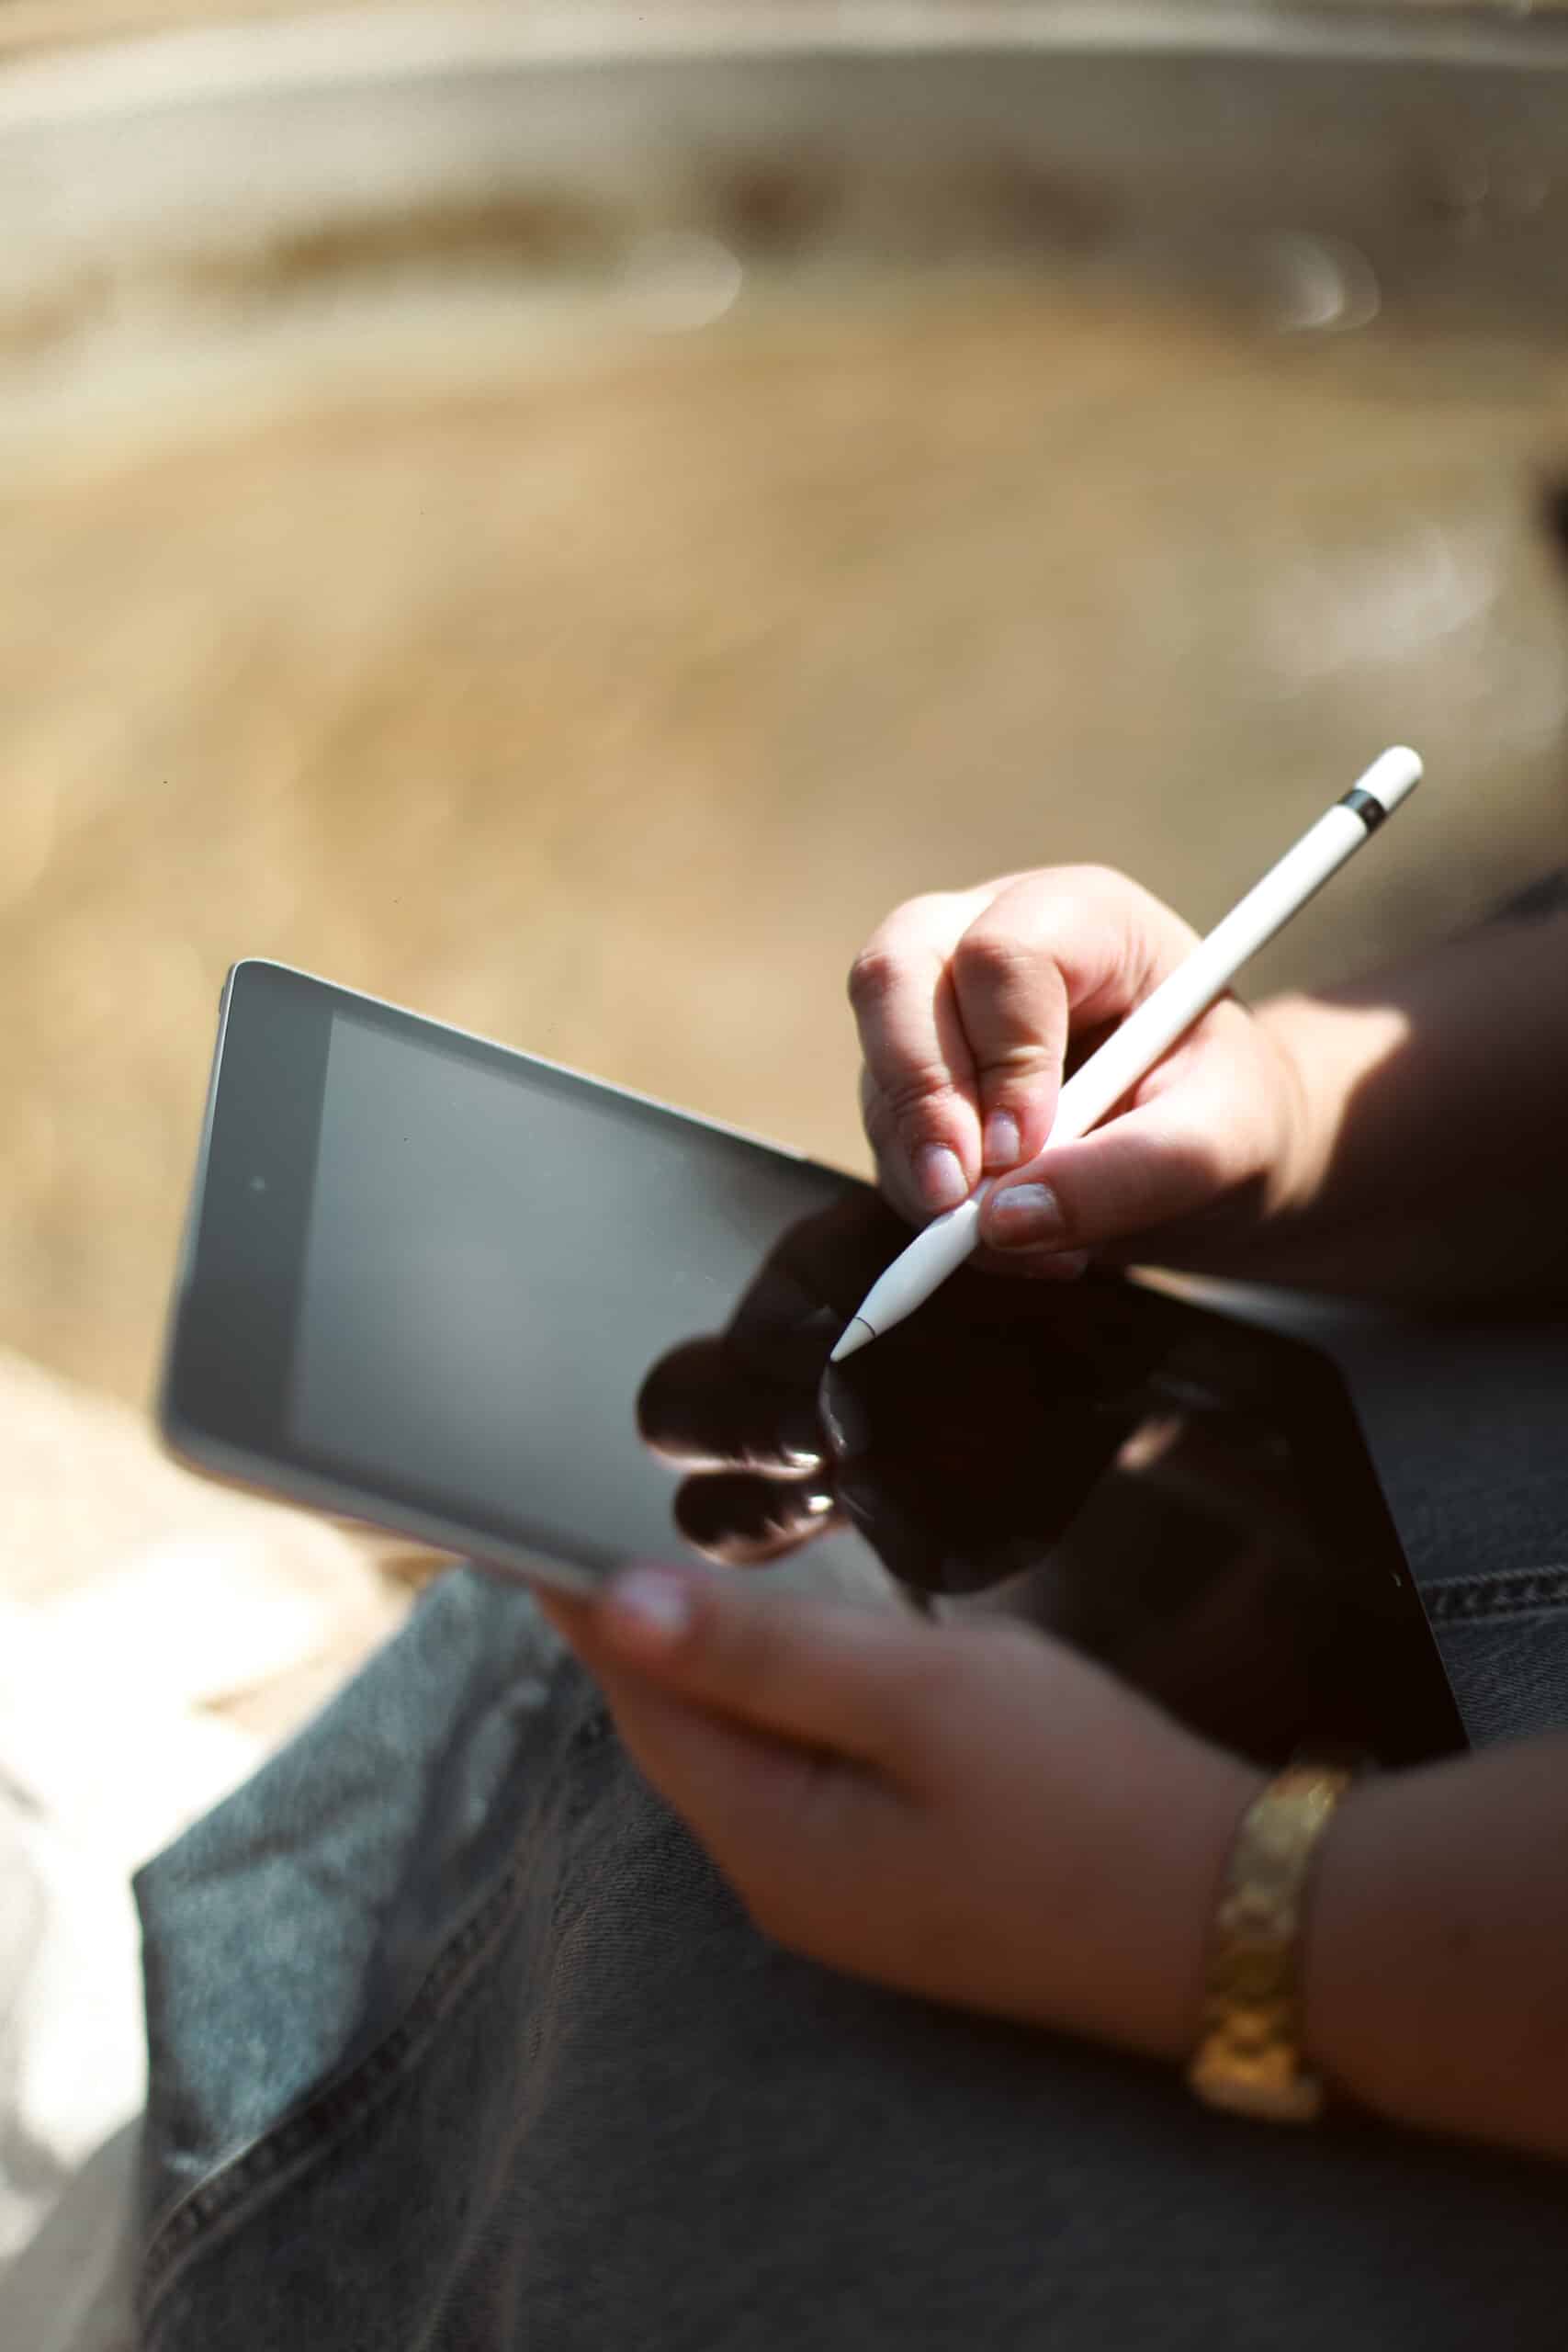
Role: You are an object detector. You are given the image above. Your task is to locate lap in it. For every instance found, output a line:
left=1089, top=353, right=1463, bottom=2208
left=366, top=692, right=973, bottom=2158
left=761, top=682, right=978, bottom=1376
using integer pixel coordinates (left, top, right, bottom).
left=134, top=1306, right=1568, bottom=2351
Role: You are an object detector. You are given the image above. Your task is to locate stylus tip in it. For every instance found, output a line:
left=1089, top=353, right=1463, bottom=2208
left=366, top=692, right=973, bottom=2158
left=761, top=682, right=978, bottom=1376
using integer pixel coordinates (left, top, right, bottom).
left=829, top=1316, right=876, bottom=1364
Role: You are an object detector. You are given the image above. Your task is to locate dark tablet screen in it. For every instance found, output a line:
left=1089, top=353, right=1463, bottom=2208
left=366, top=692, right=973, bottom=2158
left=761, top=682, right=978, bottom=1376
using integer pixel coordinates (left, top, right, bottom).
left=164, top=960, right=1467, bottom=1770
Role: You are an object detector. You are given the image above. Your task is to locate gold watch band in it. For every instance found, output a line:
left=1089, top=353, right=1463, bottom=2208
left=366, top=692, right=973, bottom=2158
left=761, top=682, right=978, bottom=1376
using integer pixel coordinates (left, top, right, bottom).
left=1188, top=1760, right=1355, bottom=2124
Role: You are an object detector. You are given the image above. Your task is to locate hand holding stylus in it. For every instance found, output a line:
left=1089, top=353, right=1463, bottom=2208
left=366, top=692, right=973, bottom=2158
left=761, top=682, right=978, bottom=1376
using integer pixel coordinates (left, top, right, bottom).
left=839, top=749, right=1419, bottom=1357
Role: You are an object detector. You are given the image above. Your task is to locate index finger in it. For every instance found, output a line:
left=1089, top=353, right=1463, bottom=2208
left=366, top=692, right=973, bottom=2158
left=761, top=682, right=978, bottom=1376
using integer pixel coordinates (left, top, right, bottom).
left=848, top=888, right=990, bottom=1216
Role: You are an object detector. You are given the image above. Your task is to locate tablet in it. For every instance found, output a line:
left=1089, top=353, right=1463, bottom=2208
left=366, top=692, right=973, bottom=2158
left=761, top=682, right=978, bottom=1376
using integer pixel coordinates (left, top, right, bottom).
left=160, top=959, right=1467, bottom=1770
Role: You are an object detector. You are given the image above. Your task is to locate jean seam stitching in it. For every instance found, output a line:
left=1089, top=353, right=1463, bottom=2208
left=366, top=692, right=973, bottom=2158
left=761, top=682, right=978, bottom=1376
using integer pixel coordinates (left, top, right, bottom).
left=1423, top=1565, right=1568, bottom=1623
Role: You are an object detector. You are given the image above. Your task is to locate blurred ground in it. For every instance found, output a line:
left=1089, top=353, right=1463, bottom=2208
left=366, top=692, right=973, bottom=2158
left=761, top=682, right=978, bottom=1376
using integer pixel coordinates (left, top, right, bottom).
left=5, top=274, right=1567, bottom=1412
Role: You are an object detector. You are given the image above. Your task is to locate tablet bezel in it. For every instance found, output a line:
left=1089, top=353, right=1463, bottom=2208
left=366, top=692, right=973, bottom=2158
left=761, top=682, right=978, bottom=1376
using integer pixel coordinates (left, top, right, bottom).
left=160, top=958, right=837, bottom=1592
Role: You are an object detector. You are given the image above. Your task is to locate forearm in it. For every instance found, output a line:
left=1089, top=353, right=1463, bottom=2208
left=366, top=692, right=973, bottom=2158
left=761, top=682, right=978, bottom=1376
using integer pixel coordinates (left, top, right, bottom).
left=1229, top=908, right=1568, bottom=1300
left=1303, top=1736, right=1568, bottom=2161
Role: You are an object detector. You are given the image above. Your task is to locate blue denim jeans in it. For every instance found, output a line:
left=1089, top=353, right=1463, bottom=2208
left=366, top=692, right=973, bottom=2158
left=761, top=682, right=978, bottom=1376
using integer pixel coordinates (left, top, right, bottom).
left=133, top=1306, right=1568, bottom=2350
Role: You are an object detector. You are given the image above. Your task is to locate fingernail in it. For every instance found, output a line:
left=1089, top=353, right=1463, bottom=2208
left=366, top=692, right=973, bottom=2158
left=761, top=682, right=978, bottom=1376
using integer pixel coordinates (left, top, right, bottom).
left=606, top=1566, right=694, bottom=1648
left=983, top=1110, right=1021, bottom=1170
left=777, top=1404, right=826, bottom=1472
left=986, top=1182, right=1065, bottom=1250
left=914, top=1143, right=968, bottom=1214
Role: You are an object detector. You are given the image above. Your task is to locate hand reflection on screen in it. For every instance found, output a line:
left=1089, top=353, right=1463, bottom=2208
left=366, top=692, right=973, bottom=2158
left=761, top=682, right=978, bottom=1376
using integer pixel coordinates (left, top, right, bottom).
left=637, top=1193, right=1184, bottom=1597
left=637, top=1193, right=1383, bottom=1763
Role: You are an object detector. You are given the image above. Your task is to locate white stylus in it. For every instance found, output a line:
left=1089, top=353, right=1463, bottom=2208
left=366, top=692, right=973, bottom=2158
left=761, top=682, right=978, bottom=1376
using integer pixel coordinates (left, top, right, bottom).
left=829, top=745, right=1421, bottom=1363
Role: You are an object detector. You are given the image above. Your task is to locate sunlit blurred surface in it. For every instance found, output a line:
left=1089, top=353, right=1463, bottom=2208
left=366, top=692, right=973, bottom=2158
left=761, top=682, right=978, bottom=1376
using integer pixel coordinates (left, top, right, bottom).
left=3, top=6, right=1568, bottom=1409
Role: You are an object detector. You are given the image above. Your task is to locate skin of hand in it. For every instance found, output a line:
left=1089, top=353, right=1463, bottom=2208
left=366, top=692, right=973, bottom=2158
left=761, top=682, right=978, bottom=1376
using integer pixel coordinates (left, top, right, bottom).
left=854, top=868, right=1568, bottom=1300
left=535, top=1562, right=1261, bottom=2063
left=848, top=863, right=1314, bottom=1273
left=538, top=1566, right=1568, bottom=2162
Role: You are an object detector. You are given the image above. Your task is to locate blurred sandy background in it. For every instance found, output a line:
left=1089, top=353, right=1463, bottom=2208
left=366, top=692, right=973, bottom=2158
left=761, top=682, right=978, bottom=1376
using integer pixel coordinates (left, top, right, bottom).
left=2, top=0, right=1567, bottom=1518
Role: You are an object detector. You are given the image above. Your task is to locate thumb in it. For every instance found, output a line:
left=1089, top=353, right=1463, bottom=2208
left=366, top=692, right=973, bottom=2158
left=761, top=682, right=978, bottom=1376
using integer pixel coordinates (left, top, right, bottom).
left=587, top=1565, right=935, bottom=1777
left=978, top=1094, right=1246, bottom=1260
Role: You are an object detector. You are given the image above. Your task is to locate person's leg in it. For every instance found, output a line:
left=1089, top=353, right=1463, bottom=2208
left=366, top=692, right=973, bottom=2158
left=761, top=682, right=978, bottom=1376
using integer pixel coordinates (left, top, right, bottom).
left=135, top=1382, right=1568, bottom=2352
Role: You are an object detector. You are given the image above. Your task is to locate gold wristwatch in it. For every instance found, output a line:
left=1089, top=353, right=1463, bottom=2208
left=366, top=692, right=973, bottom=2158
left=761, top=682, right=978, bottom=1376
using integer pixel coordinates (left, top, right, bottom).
left=1188, top=1760, right=1355, bottom=2124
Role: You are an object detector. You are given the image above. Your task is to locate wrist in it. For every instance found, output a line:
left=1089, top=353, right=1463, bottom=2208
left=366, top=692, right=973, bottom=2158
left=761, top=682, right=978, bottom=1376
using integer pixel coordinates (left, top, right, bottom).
left=1297, top=1767, right=1401, bottom=2118
left=1066, top=1722, right=1265, bottom=2066
left=1196, top=990, right=1410, bottom=1286
left=1249, top=992, right=1358, bottom=1229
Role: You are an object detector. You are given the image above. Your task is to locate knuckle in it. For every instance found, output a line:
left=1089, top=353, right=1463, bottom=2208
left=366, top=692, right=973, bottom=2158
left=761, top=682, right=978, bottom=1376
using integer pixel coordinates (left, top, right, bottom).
left=846, top=945, right=901, bottom=1015
left=897, top=888, right=970, bottom=932
left=1071, top=859, right=1133, bottom=900
left=859, top=1079, right=897, bottom=1153
left=952, top=923, right=1036, bottom=999
left=983, top=1041, right=1056, bottom=1091
left=876, top=1067, right=955, bottom=1134
left=1042, top=860, right=1143, bottom=914
left=848, top=893, right=968, bottom=1015
left=1045, top=865, right=1156, bottom=955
